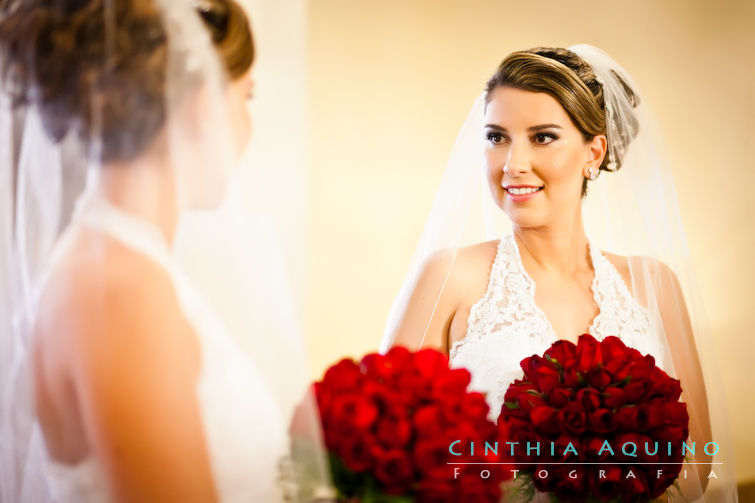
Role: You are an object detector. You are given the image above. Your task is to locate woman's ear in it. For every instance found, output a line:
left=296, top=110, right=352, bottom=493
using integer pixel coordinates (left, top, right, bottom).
left=583, top=134, right=607, bottom=177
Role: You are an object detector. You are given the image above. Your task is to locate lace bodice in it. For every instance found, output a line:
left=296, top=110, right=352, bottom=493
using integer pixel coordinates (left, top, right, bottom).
left=450, top=233, right=667, bottom=421
left=45, top=192, right=287, bottom=503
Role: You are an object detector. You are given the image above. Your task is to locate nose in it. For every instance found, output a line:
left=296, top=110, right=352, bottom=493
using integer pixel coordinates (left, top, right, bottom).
left=503, top=141, right=531, bottom=177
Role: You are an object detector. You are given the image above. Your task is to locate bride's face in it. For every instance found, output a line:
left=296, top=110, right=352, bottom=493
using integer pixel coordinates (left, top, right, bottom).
left=484, top=86, right=605, bottom=228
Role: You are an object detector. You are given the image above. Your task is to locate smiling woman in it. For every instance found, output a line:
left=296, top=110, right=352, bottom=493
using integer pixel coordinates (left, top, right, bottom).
left=380, top=44, right=737, bottom=502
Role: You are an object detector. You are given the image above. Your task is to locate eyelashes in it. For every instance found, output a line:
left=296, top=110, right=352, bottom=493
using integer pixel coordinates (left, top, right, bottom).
left=485, top=131, right=559, bottom=146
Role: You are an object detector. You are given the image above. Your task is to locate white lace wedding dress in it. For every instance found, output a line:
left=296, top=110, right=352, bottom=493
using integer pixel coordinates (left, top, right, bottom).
left=44, top=192, right=288, bottom=503
left=450, top=233, right=669, bottom=422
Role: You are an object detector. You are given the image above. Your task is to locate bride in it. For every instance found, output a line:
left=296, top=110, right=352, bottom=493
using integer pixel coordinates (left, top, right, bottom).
left=382, top=45, right=736, bottom=502
left=0, top=0, right=328, bottom=501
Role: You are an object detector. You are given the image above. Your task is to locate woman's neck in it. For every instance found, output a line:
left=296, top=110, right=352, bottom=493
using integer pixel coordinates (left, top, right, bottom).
left=512, top=209, right=591, bottom=276
left=97, top=153, right=180, bottom=244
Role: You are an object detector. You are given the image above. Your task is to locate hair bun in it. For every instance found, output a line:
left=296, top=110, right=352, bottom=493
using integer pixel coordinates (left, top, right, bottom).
left=0, top=0, right=168, bottom=162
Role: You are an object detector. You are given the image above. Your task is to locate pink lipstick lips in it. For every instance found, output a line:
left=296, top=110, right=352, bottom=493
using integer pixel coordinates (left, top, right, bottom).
left=504, top=184, right=543, bottom=202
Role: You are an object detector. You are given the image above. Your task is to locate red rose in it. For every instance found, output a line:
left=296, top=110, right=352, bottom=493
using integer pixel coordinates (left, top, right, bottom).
left=412, top=349, right=449, bottom=378
left=614, top=432, right=644, bottom=462
left=663, top=401, right=689, bottom=426
left=322, top=358, right=364, bottom=394
left=505, top=380, right=537, bottom=403
left=548, top=387, right=574, bottom=408
left=413, top=437, right=451, bottom=479
left=563, top=367, right=584, bottom=388
left=613, top=353, right=651, bottom=381
left=588, top=465, right=622, bottom=501
left=432, top=367, right=471, bottom=400
left=601, top=387, right=627, bottom=409
left=587, top=408, right=615, bottom=434
left=376, top=412, right=412, bottom=449
left=532, top=463, right=558, bottom=493
left=530, top=406, right=561, bottom=436
left=545, top=339, right=578, bottom=367
left=575, top=388, right=601, bottom=411
left=559, top=403, right=588, bottom=436
left=551, top=465, right=586, bottom=503
left=611, top=406, right=639, bottom=431
left=329, top=393, right=378, bottom=430
left=339, top=435, right=373, bottom=472
left=360, top=352, right=392, bottom=383
left=382, top=345, right=412, bottom=370
left=462, top=391, right=490, bottom=420
left=413, top=405, right=445, bottom=438
left=553, top=433, right=582, bottom=462
left=518, top=391, right=548, bottom=416
left=575, top=333, right=601, bottom=373
left=373, top=447, right=414, bottom=494
left=623, top=379, right=652, bottom=404
left=635, top=434, right=660, bottom=462
left=619, top=467, right=650, bottom=503
left=651, top=425, right=689, bottom=457
left=583, top=436, right=612, bottom=461
left=601, top=336, right=630, bottom=363
left=521, top=355, right=561, bottom=392
left=586, top=366, right=612, bottom=390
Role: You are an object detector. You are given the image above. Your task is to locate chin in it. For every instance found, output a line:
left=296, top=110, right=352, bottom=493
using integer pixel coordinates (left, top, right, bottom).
left=504, top=207, right=547, bottom=230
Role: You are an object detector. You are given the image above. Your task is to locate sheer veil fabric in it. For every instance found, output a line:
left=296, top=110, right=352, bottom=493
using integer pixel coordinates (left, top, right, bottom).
left=0, top=0, right=330, bottom=501
left=381, top=44, right=737, bottom=502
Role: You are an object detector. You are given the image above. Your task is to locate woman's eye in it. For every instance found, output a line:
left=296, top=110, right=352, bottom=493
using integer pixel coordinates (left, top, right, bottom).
left=485, top=132, right=506, bottom=145
left=533, top=132, right=557, bottom=145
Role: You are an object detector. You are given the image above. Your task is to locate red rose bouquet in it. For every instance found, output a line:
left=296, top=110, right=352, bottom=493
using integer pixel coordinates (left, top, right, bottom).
left=499, top=334, right=689, bottom=503
left=291, top=346, right=511, bottom=502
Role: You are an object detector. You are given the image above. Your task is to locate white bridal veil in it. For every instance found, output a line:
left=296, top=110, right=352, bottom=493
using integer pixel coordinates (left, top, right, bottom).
left=381, top=44, right=737, bottom=502
left=0, top=0, right=330, bottom=501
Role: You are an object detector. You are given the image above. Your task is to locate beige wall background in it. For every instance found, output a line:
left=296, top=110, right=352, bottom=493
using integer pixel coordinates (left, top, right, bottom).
left=304, top=0, right=755, bottom=483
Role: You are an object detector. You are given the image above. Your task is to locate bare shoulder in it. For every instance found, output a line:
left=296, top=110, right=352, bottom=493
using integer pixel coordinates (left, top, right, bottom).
left=420, top=239, right=499, bottom=302
left=389, top=239, right=500, bottom=351
left=601, top=250, right=682, bottom=303
left=35, top=227, right=193, bottom=357
left=602, top=251, right=678, bottom=282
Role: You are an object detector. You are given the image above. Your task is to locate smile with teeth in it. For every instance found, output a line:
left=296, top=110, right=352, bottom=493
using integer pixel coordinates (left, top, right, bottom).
left=505, top=186, right=543, bottom=195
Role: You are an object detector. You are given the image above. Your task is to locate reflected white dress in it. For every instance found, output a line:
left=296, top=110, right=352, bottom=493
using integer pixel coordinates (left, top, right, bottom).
left=44, top=192, right=287, bottom=503
left=450, top=233, right=668, bottom=422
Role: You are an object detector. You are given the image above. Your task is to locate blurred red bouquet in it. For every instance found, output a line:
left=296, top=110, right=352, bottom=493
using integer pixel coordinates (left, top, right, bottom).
left=499, top=334, right=689, bottom=503
left=292, top=346, right=511, bottom=502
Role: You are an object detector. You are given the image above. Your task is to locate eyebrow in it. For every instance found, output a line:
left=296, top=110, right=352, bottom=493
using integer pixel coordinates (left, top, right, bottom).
left=484, top=123, right=563, bottom=132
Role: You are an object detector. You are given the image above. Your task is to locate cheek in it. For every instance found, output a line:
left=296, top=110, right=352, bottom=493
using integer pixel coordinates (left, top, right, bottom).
left=538, top=146, right=584, bottom=187
left=484, top=148, right=503, bottom=185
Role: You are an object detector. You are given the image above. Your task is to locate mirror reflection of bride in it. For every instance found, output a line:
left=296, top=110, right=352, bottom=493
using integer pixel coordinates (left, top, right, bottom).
left=382, top=45, right=737, bottom=502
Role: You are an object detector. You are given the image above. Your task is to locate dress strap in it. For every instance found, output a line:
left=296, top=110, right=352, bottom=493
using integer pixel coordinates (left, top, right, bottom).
left=71, top=190, right=175, bottom=272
